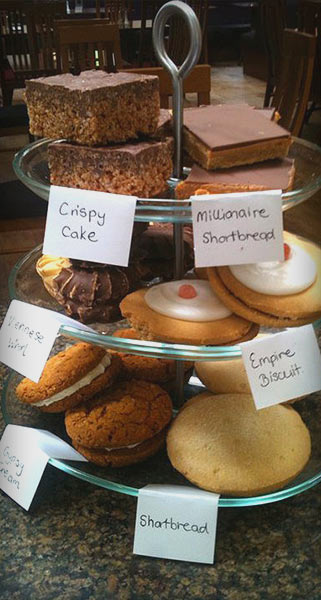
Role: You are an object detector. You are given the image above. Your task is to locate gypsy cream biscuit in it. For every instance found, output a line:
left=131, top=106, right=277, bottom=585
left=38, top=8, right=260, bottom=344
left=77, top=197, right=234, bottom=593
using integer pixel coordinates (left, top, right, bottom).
left=207, top=232, right=321, bottom=327
left=120, top=279, right=259, bottom=345
left=65, top=380, right=173, bottom=467
left=183, top=104, right=292, bottom=170
left=112, top=328, right=193, bottom=390
left=16, top=343, right=121, bottom=413
left=167, top=393, right=311, bottom=496
left=175, top=158, right=295, bottom=199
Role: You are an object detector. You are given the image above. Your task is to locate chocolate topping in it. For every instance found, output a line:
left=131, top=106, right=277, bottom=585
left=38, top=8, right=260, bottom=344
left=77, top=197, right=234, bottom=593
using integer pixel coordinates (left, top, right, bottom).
left=53, top=263, right=142, bottom=323
left=27, top=69, right=159, bottom=92
left=183, top=104, right=290, bottom=150
left=186, top=158, right=295, bottom=190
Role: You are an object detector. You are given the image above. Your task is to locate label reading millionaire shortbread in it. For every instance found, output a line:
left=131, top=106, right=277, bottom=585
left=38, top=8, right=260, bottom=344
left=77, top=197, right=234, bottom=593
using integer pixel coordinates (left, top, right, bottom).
left=133, top=484, right=219, bottom=563
left=43, top=186, right=137, bottom=267
left=241, top=325, right=321, bottom=409
left=191, top=190, right=283, bottom=267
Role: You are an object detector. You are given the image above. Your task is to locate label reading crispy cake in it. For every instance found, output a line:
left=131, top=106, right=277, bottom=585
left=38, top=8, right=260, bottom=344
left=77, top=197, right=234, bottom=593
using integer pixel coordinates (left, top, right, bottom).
left=43, top=186, right=137, bottom=267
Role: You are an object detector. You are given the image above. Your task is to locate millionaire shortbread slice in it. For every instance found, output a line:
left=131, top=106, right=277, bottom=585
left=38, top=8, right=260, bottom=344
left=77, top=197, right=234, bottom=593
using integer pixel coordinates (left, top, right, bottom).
left=175, top=158, right=295, bottom=199
left=25, top=70, right=160, bottom=145
left=183, top=104, right=292, bottom=170
left=48, top=137, right=173, bottom=198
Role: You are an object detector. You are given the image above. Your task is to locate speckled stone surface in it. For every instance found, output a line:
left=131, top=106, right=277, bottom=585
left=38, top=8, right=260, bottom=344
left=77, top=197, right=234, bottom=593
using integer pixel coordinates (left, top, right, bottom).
left=1, top=304, right=321, bottom=600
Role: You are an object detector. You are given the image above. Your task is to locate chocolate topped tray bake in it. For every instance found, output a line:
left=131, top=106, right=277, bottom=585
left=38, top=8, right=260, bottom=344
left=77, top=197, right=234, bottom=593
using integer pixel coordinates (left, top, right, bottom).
left=48, top=137, right=173, bottom=198
left=25, top=70, right=160, bottom=145
left=175, top=158, right=295, bottom=199
left=183, top=104, right=292, bottom=170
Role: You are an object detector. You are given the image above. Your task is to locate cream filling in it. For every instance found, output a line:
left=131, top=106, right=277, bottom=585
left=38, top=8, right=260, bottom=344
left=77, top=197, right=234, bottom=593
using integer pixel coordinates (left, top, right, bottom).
left=145, top=279, right=232, bottom=321
left=35, top=354, right=111, bottom=407
left=102, top=441, right=142, bottom=452
left=230, top=243, right=317, bottom=295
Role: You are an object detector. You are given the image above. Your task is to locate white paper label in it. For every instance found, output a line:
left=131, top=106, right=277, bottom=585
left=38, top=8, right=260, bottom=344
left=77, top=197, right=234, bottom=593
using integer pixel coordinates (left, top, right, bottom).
left=0, top=301, right=96, bottom=383
left=0, top=425, right=87, bottom=510
left=191, top=190, right=283, bottom=267
left=43, top=186, right=137, bottom=266
left=133, top=485, right=219, bottom=563
left=0, top=300, right=61, bottom=382
left=241, top=325, right=321, bottom=409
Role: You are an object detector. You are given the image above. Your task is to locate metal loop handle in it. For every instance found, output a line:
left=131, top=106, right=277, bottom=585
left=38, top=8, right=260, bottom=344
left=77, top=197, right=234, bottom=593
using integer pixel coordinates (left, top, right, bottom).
left=152, top=1, right=202, bottom=179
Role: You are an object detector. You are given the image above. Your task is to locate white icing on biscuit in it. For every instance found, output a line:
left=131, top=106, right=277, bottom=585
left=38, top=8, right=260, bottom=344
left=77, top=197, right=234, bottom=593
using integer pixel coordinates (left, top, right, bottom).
left=145, top=280, right=232, bottom=321
left=230, top=243, right=316, bottom=295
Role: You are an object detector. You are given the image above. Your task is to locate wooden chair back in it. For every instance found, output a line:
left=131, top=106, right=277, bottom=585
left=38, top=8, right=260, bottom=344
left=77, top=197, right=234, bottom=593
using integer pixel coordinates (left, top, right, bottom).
left=96, top=0, right=134, bottom=25
left=166, top=0, right=209, bottom=65
left=297, top=0, right=321, bottom=110
left=121, top=64, right=211, bottom=108
left=54, top=18, right=122, bottom=74
left=271, top=28, right=316, bottom=135
left=259, top=0, right=287, bottom=106
left=0, top=0, right=66, bottom=105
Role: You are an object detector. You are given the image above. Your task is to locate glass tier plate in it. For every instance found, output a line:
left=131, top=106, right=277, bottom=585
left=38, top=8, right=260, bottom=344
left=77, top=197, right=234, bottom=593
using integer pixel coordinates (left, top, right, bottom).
left=13, top=137, right=321, bottom=222
left=8, top=242, right=321, bottom=360
left=2, top=361, right=321, bottom=507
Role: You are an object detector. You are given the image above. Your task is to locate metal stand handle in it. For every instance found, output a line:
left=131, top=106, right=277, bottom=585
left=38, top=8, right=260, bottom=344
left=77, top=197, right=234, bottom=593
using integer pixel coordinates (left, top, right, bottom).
left=152, top=0, right=202, bottom=180
left=153, top=2, right=202, bottom=407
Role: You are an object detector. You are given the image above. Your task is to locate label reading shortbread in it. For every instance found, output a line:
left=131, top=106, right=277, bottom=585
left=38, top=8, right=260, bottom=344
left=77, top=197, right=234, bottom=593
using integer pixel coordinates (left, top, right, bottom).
left=241, top=325, right=321, bottom=409
left=0, top=425, right=87, bottom=510
left=43, top=186, right=137, bottom=266
left=191, top=190, right=283, bottom=267
left=133, top=484, right=219, bottom=563
left=0, top=300, right=95, bottom=382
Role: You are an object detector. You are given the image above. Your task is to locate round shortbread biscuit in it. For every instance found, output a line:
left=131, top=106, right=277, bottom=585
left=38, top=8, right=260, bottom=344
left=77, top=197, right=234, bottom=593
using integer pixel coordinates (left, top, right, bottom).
left=167, top=393, right=311, bottom=496
left=65, top=379, right=172, bottom=449
left=207, top=233, right=321, bottom=328
left=16, top=343, right=121, bottom=413
left=120, top=288, right=259, bottom=345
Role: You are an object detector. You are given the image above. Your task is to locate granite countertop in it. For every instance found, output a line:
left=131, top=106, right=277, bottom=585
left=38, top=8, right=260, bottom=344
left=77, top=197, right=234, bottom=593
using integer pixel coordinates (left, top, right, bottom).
left=1, top=305, right=321, bottom=600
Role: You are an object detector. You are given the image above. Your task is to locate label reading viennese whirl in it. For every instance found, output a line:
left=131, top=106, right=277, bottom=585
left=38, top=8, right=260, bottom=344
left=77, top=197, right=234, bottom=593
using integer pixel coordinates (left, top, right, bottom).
left=191, top=190, right=283, bottom=267
left=43, top=186, right=137, bottom=267
left=241, top=325, right=321, bottom=409
left=133, top=485, right=219, bottom=563
left=0, top=300, right=95, bottom=382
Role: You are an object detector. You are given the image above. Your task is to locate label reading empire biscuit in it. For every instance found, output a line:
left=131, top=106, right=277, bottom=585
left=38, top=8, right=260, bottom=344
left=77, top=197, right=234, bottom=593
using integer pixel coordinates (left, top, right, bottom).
left=191, top=190, right=283, bottom=267
left=133, top=484, right=219, bottom=563
left=241, top=325, right=321, bottom=409
left=43, top=186, right=137, bottom=267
